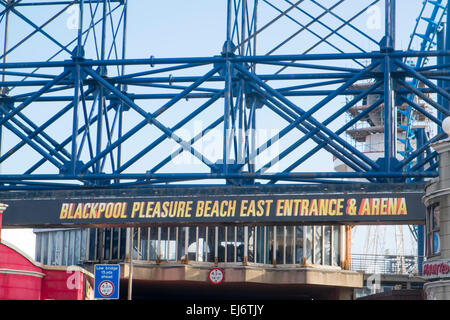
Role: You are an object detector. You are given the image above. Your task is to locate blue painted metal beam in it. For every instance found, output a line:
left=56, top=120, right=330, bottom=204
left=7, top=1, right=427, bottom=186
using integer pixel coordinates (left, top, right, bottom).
left=247, top=81, right=381, bottom=174
left=234, top=62, right=382, bottom=170
left=82, top=66, right=222, bottom=173
left=117, top=91, right=224, bottom=173
left=268, top=97, right=385, bottom=184
left=1, top=50, right=450, bottom=72
left=0, top=171, right=437, bottom=183
left=0, top=0, right=446, bottom=189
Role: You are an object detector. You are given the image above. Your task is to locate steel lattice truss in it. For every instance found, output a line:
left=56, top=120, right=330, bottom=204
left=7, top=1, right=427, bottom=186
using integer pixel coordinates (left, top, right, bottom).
left=0, top=0, right=448, bottom=189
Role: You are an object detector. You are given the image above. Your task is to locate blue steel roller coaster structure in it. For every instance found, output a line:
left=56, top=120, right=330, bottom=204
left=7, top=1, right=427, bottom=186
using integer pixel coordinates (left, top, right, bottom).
left=0, top=0, right=447, bottom=191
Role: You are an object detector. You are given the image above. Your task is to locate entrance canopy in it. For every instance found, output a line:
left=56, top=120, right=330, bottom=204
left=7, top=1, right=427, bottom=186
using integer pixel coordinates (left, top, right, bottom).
left=0, top=183, right=426, bottom=228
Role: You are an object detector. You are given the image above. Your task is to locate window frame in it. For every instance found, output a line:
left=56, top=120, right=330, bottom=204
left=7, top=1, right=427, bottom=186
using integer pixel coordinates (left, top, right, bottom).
left=426, top=203, right=440, bottom=257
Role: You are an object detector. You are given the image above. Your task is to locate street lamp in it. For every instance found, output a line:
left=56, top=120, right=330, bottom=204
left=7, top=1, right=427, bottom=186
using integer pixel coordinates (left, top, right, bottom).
left=442, top=117, right=450, bottom=135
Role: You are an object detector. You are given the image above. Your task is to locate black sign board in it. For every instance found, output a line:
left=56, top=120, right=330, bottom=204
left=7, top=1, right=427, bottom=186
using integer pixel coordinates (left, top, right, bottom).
left=0, top=183, right=426, bottom=228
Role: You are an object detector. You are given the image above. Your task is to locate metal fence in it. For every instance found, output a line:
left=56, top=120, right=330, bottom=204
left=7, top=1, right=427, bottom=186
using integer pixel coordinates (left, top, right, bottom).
left=351, top=254, right=422, bottom=275
left=35, top=225, right=345, bottom=268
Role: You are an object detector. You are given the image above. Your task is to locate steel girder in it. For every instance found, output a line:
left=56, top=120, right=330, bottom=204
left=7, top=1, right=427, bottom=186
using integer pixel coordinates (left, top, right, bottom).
left=0, top=0, right=447, bottom=190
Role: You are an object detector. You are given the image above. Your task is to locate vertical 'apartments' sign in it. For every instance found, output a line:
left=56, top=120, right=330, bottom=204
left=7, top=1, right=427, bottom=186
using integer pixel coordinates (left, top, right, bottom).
left=1, top=191, right=425, bottom=227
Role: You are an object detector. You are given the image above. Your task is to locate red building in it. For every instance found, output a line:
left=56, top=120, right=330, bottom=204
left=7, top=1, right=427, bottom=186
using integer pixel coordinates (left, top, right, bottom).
left=0, top=240, right=94, bottom=300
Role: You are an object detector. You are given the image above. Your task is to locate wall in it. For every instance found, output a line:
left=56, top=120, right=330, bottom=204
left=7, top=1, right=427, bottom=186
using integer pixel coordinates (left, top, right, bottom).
left=423, top=138, right=450, bottom=299
left=0, top=241, right=44, bottom=300
left=0, top=241, right=92, bottom=300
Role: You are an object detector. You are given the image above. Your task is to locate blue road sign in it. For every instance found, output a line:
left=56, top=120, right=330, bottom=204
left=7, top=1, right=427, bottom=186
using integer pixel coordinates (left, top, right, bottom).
left=94, top=264, right=120, bottom=299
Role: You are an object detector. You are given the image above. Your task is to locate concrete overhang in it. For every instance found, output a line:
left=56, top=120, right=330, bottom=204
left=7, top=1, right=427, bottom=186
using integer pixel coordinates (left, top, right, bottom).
left=120, top=262, right=363, bottom=289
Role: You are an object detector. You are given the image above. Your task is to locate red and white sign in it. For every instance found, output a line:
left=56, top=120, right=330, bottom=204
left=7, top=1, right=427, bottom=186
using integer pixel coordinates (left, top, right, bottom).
left=423, top=259, right=450, bottom=279
left=98, top=280, right=115, bottom=297
left=208, top=268, right=225, bottom=284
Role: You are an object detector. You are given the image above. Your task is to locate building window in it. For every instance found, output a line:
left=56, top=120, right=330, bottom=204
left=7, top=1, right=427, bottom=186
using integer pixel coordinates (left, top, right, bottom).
left=427, top=204, right=440, bottom=256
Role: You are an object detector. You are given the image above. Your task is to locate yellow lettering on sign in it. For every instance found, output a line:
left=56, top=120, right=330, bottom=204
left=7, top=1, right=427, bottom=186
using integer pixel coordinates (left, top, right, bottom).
left=185, top=201, right=192, bottom=217
left=211, top=201, right=219, bottom=217
left=309, top=199, right=318, bottom=216
left=275, top=200, right=283, bottom=217
left=73, top=203, right=82, bottom=219
left=82, top=203, right=90, bottom=219
left=283, top=199, right=293, bottom=216
left=336, top=199, right=344, bottom=216
left=196, top=201, right=204, bottom=217
left=104, top=202, right=114, bottom=218
left=220, top=201, right=228, bottom=217
left=301, top=200, right=309, bottom=216
left=131, top=202, right=142, bottom=218
left=256, top=200, right=266, bottom=217
left=144, top=201, right=154, bottom=218
left=327, top=199, right=336, bottom=216
left=357, top=198, right=408, bottom=216
left=371, top=198, right=380, bottom=215
left=177, top=201, right=185, bottom=217
left=120, top=202, right=128, bottom=218
left=89, top=203, right=99, bottom=219
left=398, top=198, right=407, bottom=215
left=228, top=200, right=236, bottom=217
left=60, top=203, right=70, bottom=219
left=319, top=199, right=328, bottom=216
left=265, top=200, right=273, bottom=217
left=358, top=198, right=370, bottom=216
left=112, top=202, right=122, bottom=218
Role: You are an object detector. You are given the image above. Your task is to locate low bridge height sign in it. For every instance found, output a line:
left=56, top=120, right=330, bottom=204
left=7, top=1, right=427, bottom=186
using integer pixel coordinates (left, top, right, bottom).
left=94, top=264, right=120, bottom=300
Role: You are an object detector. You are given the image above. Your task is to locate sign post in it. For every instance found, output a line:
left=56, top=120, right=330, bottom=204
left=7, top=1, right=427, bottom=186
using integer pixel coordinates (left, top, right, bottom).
left=94, top=264, right=120, bottom=300
left=127, top=227, right=134, bottom=301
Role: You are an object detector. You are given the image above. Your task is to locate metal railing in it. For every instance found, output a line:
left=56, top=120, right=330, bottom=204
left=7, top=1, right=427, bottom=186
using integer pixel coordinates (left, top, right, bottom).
left=351, top=254, right=423, bottom=275
left=77, top=225, right=343, bottom=267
